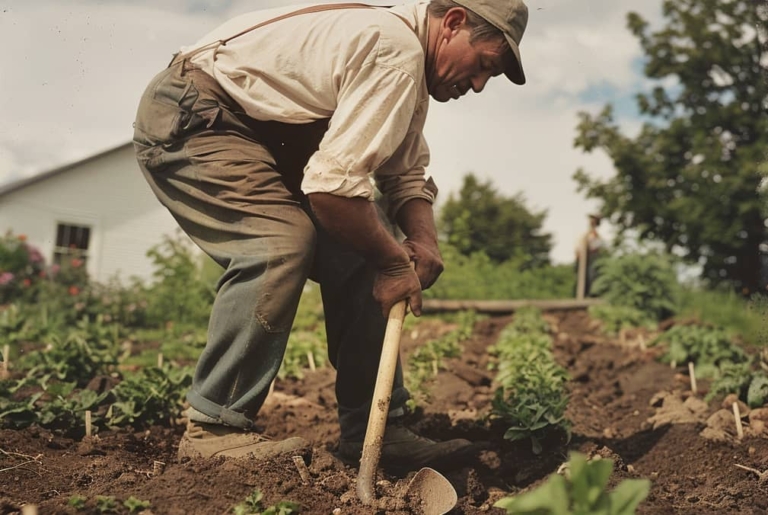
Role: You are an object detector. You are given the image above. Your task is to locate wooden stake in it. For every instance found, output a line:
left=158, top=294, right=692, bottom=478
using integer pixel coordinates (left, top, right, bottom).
left=733, top=401, right=744, bottom=439
left=21, top=505, right=37, bottom=515
left=292, top=455, right=311, bottom=485
left=268, top=378, right=276, bottom=396
left=306, top=351, right=316, bottom=372
left=688, top=362, right=697, bottom=394
left=157, top=352, right=164, bottom=368
left=85, top=410, right=92, bottom=437
left=670, top=360, right=677, bottom=369
left=2, top=344, right=9, bottom=368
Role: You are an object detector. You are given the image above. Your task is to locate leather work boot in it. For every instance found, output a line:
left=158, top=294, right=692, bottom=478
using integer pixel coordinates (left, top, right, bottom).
left=177, top=420, right=308, bottom=460
left=337, top=423, right=478, bottom=472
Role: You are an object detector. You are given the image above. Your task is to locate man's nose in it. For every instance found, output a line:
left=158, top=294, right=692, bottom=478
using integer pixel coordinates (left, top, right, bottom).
left=471, top=72, right=493, bottom=93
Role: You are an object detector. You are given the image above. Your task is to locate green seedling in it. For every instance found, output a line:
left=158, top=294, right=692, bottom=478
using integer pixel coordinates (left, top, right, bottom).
left=494, top=452, right=650, bottom=515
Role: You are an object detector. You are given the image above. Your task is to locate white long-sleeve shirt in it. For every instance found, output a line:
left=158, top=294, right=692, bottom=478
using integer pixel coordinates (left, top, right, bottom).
left=181, top=2, right=436, bottom=218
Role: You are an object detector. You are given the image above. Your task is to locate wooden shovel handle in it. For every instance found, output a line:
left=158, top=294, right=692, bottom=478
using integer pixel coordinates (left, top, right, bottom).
left=356, top=299, right=407, bottom=506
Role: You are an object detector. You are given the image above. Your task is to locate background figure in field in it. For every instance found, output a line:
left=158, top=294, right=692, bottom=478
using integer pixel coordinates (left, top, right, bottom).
left=575, top=214, right=604, bottom=299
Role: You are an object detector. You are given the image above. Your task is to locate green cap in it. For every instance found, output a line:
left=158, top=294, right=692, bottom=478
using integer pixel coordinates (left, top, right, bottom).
left=452, top=0, right=528, bottom=85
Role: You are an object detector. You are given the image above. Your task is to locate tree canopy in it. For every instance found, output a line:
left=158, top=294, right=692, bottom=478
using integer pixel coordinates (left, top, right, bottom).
left=439, top=173, right=553, bottom=268
left=573, top=0, right=767, bottom=294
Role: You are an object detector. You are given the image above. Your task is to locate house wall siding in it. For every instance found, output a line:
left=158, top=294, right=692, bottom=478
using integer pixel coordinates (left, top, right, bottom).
left=0, top=144, right=191, bottom=284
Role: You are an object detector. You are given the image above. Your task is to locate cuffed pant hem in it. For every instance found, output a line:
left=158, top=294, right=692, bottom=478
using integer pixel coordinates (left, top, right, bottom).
left=187, top=389, right=255, bottom=429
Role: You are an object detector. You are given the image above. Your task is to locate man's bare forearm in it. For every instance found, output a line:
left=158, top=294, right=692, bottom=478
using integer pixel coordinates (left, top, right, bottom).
left=308, top=193, right=410, bottom=269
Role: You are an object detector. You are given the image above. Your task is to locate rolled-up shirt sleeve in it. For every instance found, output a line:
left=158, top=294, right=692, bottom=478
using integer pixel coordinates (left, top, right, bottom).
left=301, top=55, right=420, bottom=201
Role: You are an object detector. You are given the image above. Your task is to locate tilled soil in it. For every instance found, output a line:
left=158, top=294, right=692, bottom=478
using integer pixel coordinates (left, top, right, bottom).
left=1, top=310, right=767, bottom=515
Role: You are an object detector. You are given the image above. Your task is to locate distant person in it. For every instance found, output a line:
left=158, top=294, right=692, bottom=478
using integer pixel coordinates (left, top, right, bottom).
left=132, top=0, right=530, bottom=472
left=575, top=214, right=604, bottom=298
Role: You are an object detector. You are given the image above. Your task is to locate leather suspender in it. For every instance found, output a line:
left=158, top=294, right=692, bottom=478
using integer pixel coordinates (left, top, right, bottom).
left=175, top=3, right=381, bottom=64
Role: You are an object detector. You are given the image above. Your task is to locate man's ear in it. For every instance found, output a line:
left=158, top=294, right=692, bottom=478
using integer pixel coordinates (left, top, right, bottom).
left=441, top=7, right=468, bottom=40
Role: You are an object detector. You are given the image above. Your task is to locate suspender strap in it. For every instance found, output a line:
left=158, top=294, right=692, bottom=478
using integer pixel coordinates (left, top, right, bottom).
left=175, top=3, right=383, bottom=64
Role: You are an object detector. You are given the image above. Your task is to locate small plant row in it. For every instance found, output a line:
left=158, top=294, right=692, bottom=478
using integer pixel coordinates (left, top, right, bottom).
left=404, top=310, right=479, bottom=410
left=489, top=307, right=570, bottom=454
left=67, top=494, right=151, bottom=514
left=582, top=251, right=768, bottom=409
left=494, top=452, right=650, bottom=515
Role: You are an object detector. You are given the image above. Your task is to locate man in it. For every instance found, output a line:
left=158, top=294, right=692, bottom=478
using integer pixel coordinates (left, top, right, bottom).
left=575, top=214, right=604, bottom=298
left=133, top=0, right=528, bottom=471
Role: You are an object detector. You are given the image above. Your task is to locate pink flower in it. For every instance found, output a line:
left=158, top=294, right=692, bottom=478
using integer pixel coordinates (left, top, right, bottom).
left=0, top=272, right=13, bottom=285
left=26, top=246, right=44, bottom=263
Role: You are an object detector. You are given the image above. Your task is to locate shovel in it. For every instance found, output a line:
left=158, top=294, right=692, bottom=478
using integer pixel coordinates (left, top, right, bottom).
left=356, top=299, right=458, bottom=514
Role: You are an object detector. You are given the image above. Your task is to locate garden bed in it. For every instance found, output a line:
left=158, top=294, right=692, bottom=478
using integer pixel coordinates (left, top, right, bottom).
left=1, top=309, right=767, bottom=514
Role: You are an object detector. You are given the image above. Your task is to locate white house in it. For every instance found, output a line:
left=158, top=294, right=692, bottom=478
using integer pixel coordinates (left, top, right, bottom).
left=0, top=143, right=191, bottom=284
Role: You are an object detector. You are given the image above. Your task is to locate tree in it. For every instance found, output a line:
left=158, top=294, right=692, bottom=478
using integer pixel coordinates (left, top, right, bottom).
left=573, top=0, right=767, bottom=294
left=439, top=173, right=553, bottom=267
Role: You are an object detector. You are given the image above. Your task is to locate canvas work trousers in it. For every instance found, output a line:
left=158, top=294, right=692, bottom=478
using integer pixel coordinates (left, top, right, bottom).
left=132, top=58, right=409, bottom=440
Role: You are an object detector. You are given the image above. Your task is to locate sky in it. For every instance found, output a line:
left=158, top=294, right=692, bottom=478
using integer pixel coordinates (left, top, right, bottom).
left=0, top=0, right=664, bottom=264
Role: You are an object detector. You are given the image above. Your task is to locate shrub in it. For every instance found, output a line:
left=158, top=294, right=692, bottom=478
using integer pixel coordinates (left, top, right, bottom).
left=590, top=252, right=679, bottom=321
left=0, top=232, right=46, bottom=304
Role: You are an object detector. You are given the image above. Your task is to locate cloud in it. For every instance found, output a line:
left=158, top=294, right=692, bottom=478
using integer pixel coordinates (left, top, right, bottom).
left=0, top=0, right=663, bottom=264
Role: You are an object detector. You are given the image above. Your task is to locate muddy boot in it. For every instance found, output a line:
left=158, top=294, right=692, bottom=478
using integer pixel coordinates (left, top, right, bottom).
left=337, top=422, right=478, bottom=472
left=177, top=420, right=308, bottom=460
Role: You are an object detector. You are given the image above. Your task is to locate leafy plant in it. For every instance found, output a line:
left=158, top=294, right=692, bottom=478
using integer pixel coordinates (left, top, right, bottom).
left=96, top=495, right=118, bottom=514
left=124, top=496, right=151, bottom=513
left=651, top=324, right=747, bottom=378
left=589, top=252, right=679, bottom=321
left=747, top=374, right=768, bottom=408
left=67, top=495, right=87, bottom=510
left=489, top=308, right=570, bottom=454
left=108, top=363, right=193, bottom=428
left=21, top=316, right=122, bottom=386
left=588, top=304, right=656, bottom=336
left=232, top=489, right=299, bottom=515
left=494, top=452, right=650, bottom=515
left=405, top=311, right=478, bottom=409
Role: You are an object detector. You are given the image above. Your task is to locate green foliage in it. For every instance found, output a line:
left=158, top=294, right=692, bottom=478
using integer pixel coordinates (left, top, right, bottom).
left=0, top=232, right=46, bottom=304
left=651, top=325, right=747, bottom=378
left=707, top=361, right=754, bottom=401
left=588, top=304, right=656, bottom=336
left=439, top=173, right=553, bottom=267
left=20, top=316, right=122, bottom=387
left=679, top=290, right=767, bottom=346
left=494, top=452, right=650, bottom=515
left=489, top=308, right=570, bottom=454
left=405, top=311, right=478, bottom=409
left=96, top=496, right=118, bottom=514
left=426, top=244, right=575, bottom=300
left=573, top=0, right=767, bottom=293
left=108, top=363, right=193, bottom=428
left=123, top=496, right=151, bottom=513
left=232, top=490, right=299, bottom=515
left=590, top=252, right=679, bottom=321
left=747, top=374, right=768, bottom=408
left=67, top=495, right=87, bottom=510
left=143, top=233, right=215, bottom=327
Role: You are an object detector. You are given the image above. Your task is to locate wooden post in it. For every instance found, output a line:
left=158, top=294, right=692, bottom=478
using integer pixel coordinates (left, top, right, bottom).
left=732, top=402, right=744, bottom=439
left=688, top=362, right=697, bottom=394
left=306, top=351, right=316, bottom=372
left=21, top=505, right=38, bottom=515
left=157, top=352, right=164, bottom=368
left=576, top=236, right=587, bottom=300
left=85, top=410, right=92, bottom=437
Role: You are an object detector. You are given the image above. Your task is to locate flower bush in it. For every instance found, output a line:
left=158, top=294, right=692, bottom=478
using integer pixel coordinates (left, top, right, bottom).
left=0, top=232, right=46, bottom=304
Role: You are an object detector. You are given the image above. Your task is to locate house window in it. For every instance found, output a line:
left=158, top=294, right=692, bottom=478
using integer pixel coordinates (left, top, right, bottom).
left=53, top=223, right=91, bottom=265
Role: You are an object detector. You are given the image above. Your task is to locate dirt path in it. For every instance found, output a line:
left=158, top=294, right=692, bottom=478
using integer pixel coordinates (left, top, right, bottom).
left=1, top=310, right=767, bottom=514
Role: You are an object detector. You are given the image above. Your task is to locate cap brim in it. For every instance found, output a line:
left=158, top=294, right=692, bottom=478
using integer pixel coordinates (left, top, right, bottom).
left=503, top=34, right=525, bottom=85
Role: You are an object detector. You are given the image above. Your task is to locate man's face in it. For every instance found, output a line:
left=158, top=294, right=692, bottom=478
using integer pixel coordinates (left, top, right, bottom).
left=427, top=12, right=508, bottom=103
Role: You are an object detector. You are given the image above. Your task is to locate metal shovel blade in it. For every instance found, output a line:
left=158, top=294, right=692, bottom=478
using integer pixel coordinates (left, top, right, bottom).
left=406, top=467, right=457, bottom=515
